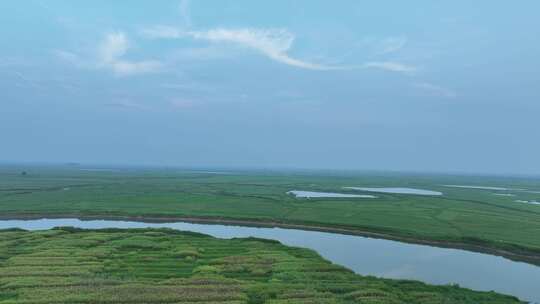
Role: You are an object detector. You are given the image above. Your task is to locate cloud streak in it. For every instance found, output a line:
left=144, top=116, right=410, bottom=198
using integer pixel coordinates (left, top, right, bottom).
left=98, top=32, right=162, bottom=76
left=413, top=82, right=457, bottom=98
left=56, top=32, right=162, bottom=76
left=363, top=61, right=417, bottom=73
left=380, top=36, right=408, bottom=54
left=143, top=26, right=417, bottom=73
left=142, top=26, right=347, bottom=70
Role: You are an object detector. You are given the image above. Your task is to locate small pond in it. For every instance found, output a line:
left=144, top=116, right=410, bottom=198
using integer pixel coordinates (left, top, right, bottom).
left=344, top=187, right=443, bottom=196
left=288, top=190, right=376, bottom=198
left=515, top=200, right=540, bottom=206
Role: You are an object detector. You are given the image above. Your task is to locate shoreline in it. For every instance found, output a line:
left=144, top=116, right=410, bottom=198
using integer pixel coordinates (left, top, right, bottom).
left=1, top=213, right=539, bottom=267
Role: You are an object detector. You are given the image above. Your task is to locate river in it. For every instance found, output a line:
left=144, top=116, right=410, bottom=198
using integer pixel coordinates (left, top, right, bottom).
left=0, top=218, right=538, bottom=303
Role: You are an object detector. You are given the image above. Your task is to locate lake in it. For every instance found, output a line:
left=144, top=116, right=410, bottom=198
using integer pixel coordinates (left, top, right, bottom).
left=0, top=218, right=538, bottom=303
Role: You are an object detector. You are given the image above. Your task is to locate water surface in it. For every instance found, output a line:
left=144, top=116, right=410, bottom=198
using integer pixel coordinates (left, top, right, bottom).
left=515, top=200, right=540, bottom=206
left=288, top=190, right=376, bottom=198
left=344, top=187, right=442, bottom=196
left=493, top=193, right=516, bottom=197
left=0, top=218, right=538, bottom=303
left=443, top=185, right=509, bottom=191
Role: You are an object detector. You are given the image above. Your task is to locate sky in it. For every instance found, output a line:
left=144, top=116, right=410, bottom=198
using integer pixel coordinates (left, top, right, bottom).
left=1, top=1, right=539, bottom=175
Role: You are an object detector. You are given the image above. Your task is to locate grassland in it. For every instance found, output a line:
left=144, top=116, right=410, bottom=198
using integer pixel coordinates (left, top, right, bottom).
left=0, top=227, right=522, bottom=303
left=1, top=165, right=540, bottom=264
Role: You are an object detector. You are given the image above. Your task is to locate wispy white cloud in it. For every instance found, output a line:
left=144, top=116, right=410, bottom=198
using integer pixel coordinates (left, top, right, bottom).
left=11, top=71, right=43, bottom=89
left=363, top=61, right=417, bottom=74
left=54, top=50, right=80, bottom=63
left=143, top=26, right=418, bottom=73
left=413, top=82, right=457, bottom=98
left=353, top=36, right=408, bottom=56
left=142, top=25, right=184, bottom=39
left=53, top=50, right=90, bottom=69
left=56, top=32, right=161, bottom=76
left=380, top=36, right=408, bottom=54
left=98, top=32, right=162, bottom=76
left=142, top=26, right=345, bottom=70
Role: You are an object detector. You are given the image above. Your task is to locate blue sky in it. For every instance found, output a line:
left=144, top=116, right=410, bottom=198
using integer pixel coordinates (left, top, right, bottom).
left=1, top=1, right=539, bottom=174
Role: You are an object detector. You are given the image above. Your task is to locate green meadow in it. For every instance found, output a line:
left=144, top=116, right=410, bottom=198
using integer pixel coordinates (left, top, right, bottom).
left=1, top=165, right=540, bottom=262
left=0, top=228, right=522, bottom=303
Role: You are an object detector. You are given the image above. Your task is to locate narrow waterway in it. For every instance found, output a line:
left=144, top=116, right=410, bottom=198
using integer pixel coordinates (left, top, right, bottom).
left=1, top=218, right=538, bottom=303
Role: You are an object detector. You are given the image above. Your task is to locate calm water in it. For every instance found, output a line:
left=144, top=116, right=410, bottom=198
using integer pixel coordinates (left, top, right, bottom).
left=344, top=187, right=443, bottom=196
left=288, top=190, right=376, bottom=198
left=443, top=184, right=509, bottom=191
left=0, top=218, right=538, bottom=303
left=515, top=200, right=540, bottom=206
left=493, top=193, right=516, bottom=197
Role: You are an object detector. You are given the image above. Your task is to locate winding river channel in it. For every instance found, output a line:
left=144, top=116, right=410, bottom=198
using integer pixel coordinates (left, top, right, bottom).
left=1, top=218, right=538, bottom=303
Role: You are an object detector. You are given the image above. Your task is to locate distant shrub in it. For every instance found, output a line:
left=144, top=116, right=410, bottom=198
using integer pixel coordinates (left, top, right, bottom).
left=193, top=265, right=220, bottom=275
left=173, top=249, right=201, bottom=259
left=112, top=236, right=168, bottom=250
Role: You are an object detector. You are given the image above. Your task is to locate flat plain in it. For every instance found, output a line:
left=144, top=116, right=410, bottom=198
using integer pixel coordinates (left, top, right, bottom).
left=1, top=165, right=539, bottom=263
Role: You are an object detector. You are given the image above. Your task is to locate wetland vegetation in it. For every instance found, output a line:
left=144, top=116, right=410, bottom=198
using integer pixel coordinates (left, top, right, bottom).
left=0, top=227, right=523, bottom=304
left=1, top=165, right=539, bottom=265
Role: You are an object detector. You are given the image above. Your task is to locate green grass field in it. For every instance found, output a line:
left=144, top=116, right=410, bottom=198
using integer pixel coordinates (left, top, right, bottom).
left=1, top=164, right=540, bottom=262
left=0, top=227, right=522, bottom=303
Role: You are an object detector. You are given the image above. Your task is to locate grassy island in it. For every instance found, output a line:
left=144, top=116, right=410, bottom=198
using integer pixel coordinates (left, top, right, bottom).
left=0, top=228, right=522, bottom=304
